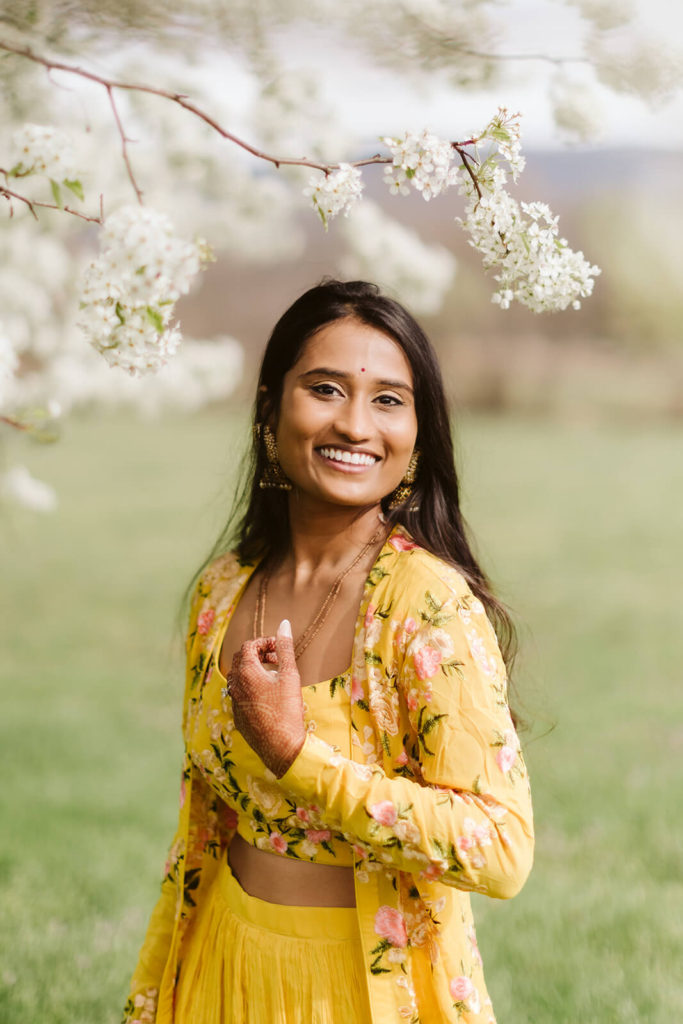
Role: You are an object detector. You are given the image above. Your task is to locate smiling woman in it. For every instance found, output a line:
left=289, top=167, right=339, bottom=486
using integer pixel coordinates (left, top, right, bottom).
left=275, top=318, right=418, bottom=510
left=123, top=280, right=534, bottom=1024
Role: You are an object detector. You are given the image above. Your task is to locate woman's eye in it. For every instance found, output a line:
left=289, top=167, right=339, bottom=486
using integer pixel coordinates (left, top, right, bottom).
left=375, top=393, right=403, bottom=407
left=310, top=383, right=342, bottom=397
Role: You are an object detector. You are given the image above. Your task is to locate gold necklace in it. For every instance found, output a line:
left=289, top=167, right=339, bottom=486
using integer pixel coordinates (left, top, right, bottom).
left=253, top=528, right=385, bottom=660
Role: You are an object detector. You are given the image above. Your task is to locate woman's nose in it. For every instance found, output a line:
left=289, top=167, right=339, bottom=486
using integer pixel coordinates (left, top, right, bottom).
left=334, top=396, right=372, bottom=442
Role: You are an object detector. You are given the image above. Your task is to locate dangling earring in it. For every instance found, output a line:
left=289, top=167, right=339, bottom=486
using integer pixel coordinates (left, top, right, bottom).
left=388, top=450, right=420, bottom=509
left=257, top=424, right=292, bottom=491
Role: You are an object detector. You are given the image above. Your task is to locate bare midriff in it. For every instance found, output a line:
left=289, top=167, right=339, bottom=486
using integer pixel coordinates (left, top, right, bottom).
left=228, top=831, right=356, bottom=907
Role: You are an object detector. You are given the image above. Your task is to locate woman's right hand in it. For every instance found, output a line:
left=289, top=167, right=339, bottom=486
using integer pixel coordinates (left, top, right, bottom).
left=228, top=620, right=307, bottom=779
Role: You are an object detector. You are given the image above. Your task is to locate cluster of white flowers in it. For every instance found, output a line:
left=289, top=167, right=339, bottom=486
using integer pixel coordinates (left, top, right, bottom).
left=0, top=327, right=19, bottom=410
left=305, top=164, right=364, bottom=227
left=381, top=129, right=459, bottom=200
left=341, top=201, right=456, bottom=316
left=459, top=188, right=601, bottom=312
left=78, top=206, right=207, bottom=376
left=474, top=108, right=526, bottom=182
left=11, top=123, right=79, bottom=183
left=455, top=110, right=600, bottom=312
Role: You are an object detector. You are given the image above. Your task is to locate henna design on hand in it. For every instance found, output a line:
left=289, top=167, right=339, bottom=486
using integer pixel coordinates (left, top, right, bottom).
left=228, top=620, right=306, bottom=778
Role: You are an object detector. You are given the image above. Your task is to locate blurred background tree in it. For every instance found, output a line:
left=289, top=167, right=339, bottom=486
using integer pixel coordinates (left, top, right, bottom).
left=1, top=0, right=682, bottom=509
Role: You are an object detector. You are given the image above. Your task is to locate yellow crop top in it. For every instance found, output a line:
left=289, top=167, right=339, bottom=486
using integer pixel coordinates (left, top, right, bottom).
left=184, top=639, right=354, bottom=867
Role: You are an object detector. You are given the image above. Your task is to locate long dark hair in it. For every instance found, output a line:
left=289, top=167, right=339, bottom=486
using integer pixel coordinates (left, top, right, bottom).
left=205, top=279, right=518, bottom=693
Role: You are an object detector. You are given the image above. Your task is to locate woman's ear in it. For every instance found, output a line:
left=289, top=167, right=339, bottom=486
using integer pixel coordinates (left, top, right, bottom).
left=256, top=385, right=276, bottom=428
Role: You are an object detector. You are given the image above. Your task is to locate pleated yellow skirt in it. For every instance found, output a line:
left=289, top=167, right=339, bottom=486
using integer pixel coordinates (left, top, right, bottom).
left=173, top=857, right=372, bottom=1023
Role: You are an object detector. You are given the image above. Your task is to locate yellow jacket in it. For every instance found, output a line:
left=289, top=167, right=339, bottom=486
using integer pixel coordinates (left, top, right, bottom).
left=123, top=526, right=534, bottom=1023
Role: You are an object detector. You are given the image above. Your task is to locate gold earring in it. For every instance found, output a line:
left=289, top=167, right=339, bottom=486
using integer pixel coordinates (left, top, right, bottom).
left=388, top=450, right=420, bottom=509
left=258, top=424, right=292, bottom=491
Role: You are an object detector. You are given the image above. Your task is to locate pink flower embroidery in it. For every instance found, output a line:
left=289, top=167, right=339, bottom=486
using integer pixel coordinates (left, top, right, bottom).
left=374, top=906, right=408, bottom=948
left=296, top=806, right=309, bottom=822
left=269, top=831, right=288, bottom=854
left=353, top=844, right=368, bottom=860
left=457, top=835, right=474, bottom=852
left=350, top=675, right=364, bottom=703
left=306, top=829, right=332, bottom=843
left=364, top=603, right=376, bottom=628
left=406, top=691, right=419, bottom=712
left=420, top=861, right=446, bottom=881
left=496, top=745, right=517, bottom=773
left=179, top=778, right=186, bottom=809
left=389, top=534, right=418, bottom=552
left=394, top=750, right=408, bottom=767
left=414, top=645, right=442, bottom=680
left=369, top=800, right=398, bottom=826
left=403, top=616, right=417, bottom=634
left=449, top=976, right=474, bottom=1002
left=197, top=608, right=215, bottom=635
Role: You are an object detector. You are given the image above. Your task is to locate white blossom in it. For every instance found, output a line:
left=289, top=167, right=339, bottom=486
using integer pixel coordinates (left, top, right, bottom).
left=458, top=186, right=601, bottom=313
left=1, top=465, right=58, bottom=513
left=11, top=123, right=79, bottom=182
left=476, top=108, right=526, bottom=183
left=340, top=201, right=456, bottom=315
left=590, top=35, right=683, bottom=101
left=382, top=129, right=459, bottom=200
left=78, top=206, right=207, bottom=376
left=305, top=164, right=364, bottom=227
left=568, top=0, right=634, bottom=31
left=551, top=76, right=604, bottom=142
left=456, top=109, right=600, bottom=312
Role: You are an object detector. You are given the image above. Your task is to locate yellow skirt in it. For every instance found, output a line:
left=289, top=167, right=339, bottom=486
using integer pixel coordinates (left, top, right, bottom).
left=173, top=857, right=372, bottom=1023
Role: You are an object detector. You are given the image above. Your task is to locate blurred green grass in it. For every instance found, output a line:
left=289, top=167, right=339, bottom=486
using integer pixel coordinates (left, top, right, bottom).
left=1, top=409, right=681, bottom=1023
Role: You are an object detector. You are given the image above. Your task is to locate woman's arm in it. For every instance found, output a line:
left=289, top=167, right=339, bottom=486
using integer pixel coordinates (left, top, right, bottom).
left=231, top=576, right=534, bottom=900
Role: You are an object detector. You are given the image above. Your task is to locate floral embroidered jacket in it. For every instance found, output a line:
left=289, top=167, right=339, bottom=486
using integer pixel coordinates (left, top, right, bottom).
left=123, top=526, right=534, bottom=1024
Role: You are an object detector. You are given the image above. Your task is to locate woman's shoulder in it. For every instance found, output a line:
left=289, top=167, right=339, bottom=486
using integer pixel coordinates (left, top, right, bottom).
left=194, top=550, right=256, bottom=602
left=384, top=527, right=474, bottom=603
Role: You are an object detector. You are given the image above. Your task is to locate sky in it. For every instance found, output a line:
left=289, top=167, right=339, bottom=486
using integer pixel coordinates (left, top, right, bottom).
left=289, top=0, right=683, bottom=150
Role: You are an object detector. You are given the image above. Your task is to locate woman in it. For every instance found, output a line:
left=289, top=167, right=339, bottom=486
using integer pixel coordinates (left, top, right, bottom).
left=123, top=280, right=534, bottom=1024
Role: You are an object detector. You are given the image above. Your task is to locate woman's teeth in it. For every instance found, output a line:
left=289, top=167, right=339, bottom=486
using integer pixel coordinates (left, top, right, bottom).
left=319, top=447, right=377, bottom=467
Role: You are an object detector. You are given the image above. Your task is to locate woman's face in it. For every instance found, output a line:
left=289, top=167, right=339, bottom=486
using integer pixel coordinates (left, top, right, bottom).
left=273, top=317, right=418, bottom=510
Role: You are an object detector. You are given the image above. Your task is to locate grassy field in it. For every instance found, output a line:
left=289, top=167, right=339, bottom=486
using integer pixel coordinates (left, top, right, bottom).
left=1, top=408, right=681, bottom=1023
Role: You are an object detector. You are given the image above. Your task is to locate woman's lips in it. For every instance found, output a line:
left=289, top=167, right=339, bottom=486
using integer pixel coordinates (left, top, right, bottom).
left=316, top=446, right=379, bottom=471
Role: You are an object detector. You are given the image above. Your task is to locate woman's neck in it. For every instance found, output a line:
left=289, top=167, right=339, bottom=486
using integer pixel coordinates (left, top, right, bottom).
left=283, top=499, right=386, bottom=584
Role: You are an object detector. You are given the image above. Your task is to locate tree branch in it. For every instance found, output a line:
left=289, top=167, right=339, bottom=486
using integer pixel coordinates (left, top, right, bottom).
left=0, top=40, right=478, bottom=181
left=0, top=184, right=104, bottom=224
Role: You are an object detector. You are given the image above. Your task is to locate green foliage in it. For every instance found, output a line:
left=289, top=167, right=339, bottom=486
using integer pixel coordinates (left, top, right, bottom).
left=0, top=409, right=681, bottom=1022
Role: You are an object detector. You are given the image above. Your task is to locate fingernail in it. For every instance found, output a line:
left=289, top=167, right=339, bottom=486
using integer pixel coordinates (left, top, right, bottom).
left=278, top=618, right=292, bottom=638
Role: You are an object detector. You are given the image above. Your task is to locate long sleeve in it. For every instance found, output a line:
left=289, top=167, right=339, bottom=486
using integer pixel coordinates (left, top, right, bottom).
left=279, top=556, right=534, bottom=900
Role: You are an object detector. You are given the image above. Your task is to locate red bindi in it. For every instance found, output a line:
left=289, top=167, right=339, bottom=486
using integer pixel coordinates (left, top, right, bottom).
left=361, top=367, right=366, bottom=372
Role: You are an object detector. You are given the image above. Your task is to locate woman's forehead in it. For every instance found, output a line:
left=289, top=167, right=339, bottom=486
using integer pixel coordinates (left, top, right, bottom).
left=292, top=318, right=413, bottom=382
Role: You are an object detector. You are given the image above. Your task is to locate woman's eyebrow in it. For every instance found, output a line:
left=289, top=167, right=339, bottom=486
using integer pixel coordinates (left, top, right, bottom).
left=299, top=367, right=413, bottom=393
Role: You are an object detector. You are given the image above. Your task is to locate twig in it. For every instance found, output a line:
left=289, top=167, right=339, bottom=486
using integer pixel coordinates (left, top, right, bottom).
left=0, top=185, right=103, bottom=224
left=0, top=415, right=29, bottom=432
left=458, top=46, right=585, bottom=66
left=106, top=85, right=144, bottom=204
left=454, top=147, right=482, bottom=202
